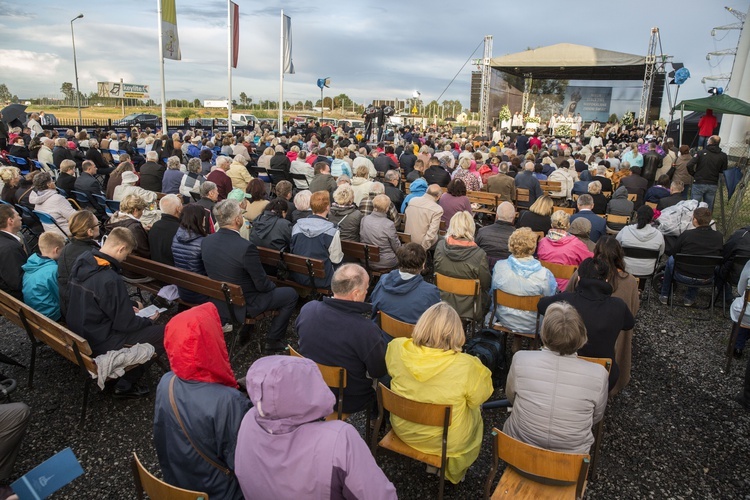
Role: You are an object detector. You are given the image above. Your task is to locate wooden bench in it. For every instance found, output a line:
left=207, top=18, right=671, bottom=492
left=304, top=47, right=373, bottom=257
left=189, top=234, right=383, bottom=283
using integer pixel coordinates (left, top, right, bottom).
left=0, top=289, right=153, bottom=427
left=120, top=255, right=278, bottom=356
left=467, top=190, right=500, bottom=216
left=397, top=232, right=412, bottom=244
left=341, top=239, right=385, bottom=275
left=256, top=246, right=330, bottom=297
left=539, top=180, right=562, bottom=195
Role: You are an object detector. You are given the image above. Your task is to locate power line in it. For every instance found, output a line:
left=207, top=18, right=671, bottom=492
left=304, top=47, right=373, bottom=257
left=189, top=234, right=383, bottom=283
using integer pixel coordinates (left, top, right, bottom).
left=432, top=39, right=485, bottom=105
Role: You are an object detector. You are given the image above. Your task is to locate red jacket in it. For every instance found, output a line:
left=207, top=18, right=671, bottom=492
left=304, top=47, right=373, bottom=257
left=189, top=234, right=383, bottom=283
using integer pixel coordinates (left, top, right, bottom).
left=698, top=110, right=717, bottom=137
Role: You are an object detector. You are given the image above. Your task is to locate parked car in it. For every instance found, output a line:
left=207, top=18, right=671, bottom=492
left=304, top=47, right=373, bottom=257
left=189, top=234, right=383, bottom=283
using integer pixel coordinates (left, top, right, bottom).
left=231, top=113, right=258, bottom=128
left=113, top=113, right=160, bottom=128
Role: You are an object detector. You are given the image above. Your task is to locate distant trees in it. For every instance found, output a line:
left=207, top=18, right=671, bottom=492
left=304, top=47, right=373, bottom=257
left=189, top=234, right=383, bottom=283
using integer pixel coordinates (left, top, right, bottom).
left=0, top=83, right=18, bottom=103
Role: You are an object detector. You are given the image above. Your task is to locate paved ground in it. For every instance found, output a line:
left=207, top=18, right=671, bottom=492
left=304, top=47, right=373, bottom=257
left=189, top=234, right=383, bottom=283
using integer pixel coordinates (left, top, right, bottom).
left=1, top=288, right=749, bottom=499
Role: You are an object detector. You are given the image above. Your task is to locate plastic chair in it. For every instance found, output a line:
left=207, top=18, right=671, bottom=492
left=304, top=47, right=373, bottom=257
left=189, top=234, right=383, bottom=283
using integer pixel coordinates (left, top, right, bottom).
left=132, top=452, right=208, bottom=500
left=483, top=429, right=589, bottom=500
left=71, top=190, right=93, bottom=208
left=33, top=210, right=70, bottom=238
left=371, top=382, right=452, bottom=500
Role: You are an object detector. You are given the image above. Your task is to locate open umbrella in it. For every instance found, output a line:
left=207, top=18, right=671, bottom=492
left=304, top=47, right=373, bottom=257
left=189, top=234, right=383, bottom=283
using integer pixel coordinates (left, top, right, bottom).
left=1, top=103, right=27, bottom=128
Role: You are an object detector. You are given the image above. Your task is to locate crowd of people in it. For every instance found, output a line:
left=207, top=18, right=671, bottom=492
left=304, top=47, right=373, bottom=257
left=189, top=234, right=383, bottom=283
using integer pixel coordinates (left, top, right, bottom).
left=0, top=111, right=749, bottom=499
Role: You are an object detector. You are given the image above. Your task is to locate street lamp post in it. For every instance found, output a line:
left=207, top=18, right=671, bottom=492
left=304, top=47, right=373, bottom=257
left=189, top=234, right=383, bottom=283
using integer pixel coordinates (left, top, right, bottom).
left=70, top=13, right=84, bottom=129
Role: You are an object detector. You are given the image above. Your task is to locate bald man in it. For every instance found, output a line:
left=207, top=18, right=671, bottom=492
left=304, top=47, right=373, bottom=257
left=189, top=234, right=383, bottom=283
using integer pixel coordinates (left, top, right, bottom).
left=475, top=201, right=516, bottom=267
left=404, top=183, right=444, bottom=250
left=295, top=264, right=387, bottom=414
left=514, top=161, right=543, bottom=207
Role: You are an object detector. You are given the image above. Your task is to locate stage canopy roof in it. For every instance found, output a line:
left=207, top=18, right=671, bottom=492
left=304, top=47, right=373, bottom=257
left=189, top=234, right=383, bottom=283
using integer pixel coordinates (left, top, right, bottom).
left=490, top=43, right=648, bottom=80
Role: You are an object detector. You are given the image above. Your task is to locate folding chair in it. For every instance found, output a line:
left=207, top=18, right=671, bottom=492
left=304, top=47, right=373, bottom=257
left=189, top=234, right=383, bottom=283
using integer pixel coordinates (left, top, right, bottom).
left=378, top=311, right=415, bottom=339
left=92, top=194, right=114, bottom=216
left=645, top=201, right=657, bottom=210
left=132, top=452, right=208, bottom=500
left=666, top=253, right=724, bottom=314
left=434, top=272, right=482, bottom=333
left=540, top=261, right=578, bottom=285
left=622, top=247, right=661, bottom=306
left=71, top=190, right=93, bottom=209
left=605, top=214, right=629, bottom=235
left=490, top=289, right=542, bottom=350
left=371, top=382, right=452, bottom=500
left=33, top=210, right=71, bottom=238
left=287, top=346, right=348, bottom=421
left=483, top=429, right=589, bottom=500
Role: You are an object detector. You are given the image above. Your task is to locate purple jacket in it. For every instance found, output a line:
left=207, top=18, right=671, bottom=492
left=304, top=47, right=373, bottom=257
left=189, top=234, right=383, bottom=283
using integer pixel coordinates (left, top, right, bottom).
left=235, top=356, right=397, bottom=500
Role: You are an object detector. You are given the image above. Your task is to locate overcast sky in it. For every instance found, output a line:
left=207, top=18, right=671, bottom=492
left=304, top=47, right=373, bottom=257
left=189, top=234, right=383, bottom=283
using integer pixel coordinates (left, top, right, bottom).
left=1, top=0, right=748, bottom=115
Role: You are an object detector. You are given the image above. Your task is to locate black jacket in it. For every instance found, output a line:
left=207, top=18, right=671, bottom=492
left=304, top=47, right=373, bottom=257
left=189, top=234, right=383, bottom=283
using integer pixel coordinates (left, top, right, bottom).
left=688, top=144, right=728, bottom=185
left=148, top=213, right=181, bottom=266
left=56, top=172, right=76, bottom=195
left=722, top=226, right=750, bottom=283
left=656, top=193, right=682, bottom=211
left=593, top=175, right=613, bottom=194
left=672, top=225, right=724, bottom=278
left=539, top=278, right=635, bottom=389
left=67, top=249, right=154, bottom=354
left=140, top=161, right=166, bottom=192
left=384, top=184, right=405, bottom=212
left=269, top=152, right=291, bottom=173
left=475, top=220, right=515, bottom=268
left=73, top=172, right=103, bottom=197
left=248, top=211, right=292, bottom=251
left=57, top=238, right=99, bottom=318
left=517, top=211, right=551, bottom=234
left=641, top=151, right=662, bottom=184
left=423, top=166, right=451, bottom=187
left=374, top=154, right=398, bottom=174
left=0, top=231, right=27, bottom=300
left=201, top=228, right=277, bottom=318
left=399, top=151, right=417, bottom=176
left=86, top=148, right=111, bottom=171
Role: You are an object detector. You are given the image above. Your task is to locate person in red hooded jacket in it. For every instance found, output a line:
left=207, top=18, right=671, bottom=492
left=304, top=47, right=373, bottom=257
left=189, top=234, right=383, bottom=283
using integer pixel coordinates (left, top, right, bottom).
left=697, top=109, right=718, bottom=148
left=153, top=303, right=251, bottom=500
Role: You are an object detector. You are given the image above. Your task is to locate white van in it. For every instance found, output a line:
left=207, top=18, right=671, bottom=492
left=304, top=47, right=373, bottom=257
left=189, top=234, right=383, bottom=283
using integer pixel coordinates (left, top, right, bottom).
left=231, top=113, right=258, bottom=128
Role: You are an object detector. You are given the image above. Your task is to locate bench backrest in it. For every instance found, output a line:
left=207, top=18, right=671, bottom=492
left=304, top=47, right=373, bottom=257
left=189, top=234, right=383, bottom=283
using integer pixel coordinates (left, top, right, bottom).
left=0, top=290, right=97, bottom=376
left=256, top=247, right=327, bottom=278
left=341, top=239, right=381, bottom=263
left=121, top=255, right=246, bottom=307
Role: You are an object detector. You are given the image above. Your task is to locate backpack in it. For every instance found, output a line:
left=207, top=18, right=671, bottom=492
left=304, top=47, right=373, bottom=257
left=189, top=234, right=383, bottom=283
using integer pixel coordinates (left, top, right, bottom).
left=463, top=329, right=506, bottom=384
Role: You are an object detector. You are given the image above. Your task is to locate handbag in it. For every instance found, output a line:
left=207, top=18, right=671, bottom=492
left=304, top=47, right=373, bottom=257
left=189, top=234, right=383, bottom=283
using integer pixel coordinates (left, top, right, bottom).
left=169, top=376, right=234, bottom=476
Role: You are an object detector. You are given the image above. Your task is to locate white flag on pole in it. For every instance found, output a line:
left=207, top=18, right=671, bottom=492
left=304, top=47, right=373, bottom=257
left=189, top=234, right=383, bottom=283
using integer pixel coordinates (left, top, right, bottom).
left=282, top=14, right=294, bottom=74
left=161, top=0, right=181, bottom=60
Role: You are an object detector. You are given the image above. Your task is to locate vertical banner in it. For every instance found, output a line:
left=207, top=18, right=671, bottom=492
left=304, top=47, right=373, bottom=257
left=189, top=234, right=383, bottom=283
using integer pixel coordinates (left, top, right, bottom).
left=282, top=14, right=295, bottom=74
left=161, top=0, right=181, bottom=60
left=231, top=1, right=239, bottom=68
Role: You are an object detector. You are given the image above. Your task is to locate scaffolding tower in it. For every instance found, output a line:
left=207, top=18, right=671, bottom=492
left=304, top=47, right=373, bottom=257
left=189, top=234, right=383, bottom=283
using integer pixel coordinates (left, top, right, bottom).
left=638, top=28, right=660, bottom=127
left=479, top=35, right=493, bottom=135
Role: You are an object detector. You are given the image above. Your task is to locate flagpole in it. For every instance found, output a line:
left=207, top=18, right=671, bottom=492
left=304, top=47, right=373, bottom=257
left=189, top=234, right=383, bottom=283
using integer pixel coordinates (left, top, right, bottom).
left=227, top=0, right=233, bottom=134
left=157, top=0, right=168, bottom=135
left=279, top=9, right=284, bottom=133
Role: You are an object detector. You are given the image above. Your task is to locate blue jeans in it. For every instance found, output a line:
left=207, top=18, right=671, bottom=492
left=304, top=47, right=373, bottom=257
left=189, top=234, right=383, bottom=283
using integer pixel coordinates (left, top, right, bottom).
left=691, top=183, right=718, bottom=211
left=660, top=256, right=713, bottom=301
left=698, top=136, right=709, bottom=148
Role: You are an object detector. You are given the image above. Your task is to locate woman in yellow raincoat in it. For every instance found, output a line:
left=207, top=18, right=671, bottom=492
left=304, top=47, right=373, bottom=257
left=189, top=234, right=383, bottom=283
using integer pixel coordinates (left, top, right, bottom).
left=385, top=302, right=493, bottom=484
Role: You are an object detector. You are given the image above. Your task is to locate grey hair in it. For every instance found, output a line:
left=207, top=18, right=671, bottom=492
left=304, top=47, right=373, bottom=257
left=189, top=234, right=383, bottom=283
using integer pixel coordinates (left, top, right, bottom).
left=370, top=182, right=385, bottom=195
left=159, top=194, right=182, bottom=215
left=233, top=154, right=248, bottom=165
left=331, top=263, right=368, bottom=296
left=146, top=151, right=158, bottom=161
left=200, top=181, right=217, bottom=197
left=214, top=199, right=242, bottom=227
left=167, top=156, right=181, bottom=170
left=577, top=193, right=594, bottom=207
left=293, top=190, right=312, bottom=211
left=187, top=157, right=202, bottom=174
left=385, top=170, right=400, bottom=182
left=216, top=156, right=231, bottom=169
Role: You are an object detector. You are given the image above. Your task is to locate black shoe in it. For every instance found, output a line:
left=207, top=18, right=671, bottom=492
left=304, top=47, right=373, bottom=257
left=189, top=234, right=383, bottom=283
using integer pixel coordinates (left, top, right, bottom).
left=264, top=340, right=287, bottom=354
left=733, top=348, right=743, bottom=360
left=113, top=383, right=149, bottom=399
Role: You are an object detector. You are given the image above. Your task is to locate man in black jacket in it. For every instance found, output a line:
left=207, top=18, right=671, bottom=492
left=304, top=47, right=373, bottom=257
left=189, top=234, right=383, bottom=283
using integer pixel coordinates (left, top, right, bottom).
left=148, top=194, right=183, bottom=266
left=423, top=157, right=451, bottom=187
left=399, top=146, right=417, bottom=177
left=66, top=227, right=164, bottom=398
left=0, top=205, right=27, bottom=300
left=475, top=202, right=516, bottom=268
left=641, top=141, right=662, bottom=186
left=688, top=135, right=728, bottom=210
left=383, top=170, right=405, bottom=209
left=269, top=145, right=291, bottom=173
left=201, top=200, right=298, bottom=353
left=139, top=151, right=166, bottom=192
left=73, top=161, right=104, bottom=213
left=539, top=257, right=635, bottom=390
left=658, top=207, right=724, bottom=307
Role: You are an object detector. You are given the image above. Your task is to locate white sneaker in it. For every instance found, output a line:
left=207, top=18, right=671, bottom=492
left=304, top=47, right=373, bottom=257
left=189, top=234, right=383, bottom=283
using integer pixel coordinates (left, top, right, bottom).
left=222, top=323, right=233, bottom=333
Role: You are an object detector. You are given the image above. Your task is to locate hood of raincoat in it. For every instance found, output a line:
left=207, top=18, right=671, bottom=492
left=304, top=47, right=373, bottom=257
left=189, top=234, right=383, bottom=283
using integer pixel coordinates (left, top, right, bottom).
left=28, top=189, right=55, bottom=205
left=612, top=185, right=628, bottom=199
left=397, top=338, right=458, bottom=382
left=627, top=223, right=662, bottom=243
left=245, top=355, right=335, bottom=434
left=164, top=302, right=237, bottom=388
left=173, top=226, right=203, bottom=245
left=407, top=177, right=428, bottom=197
left=506, top=255, right=544, bottom=279
left=251, top=211, right=284, bottom=239
left=377, top=270, right=427, bottom=295
left=293, top=214, right=335, bottom=239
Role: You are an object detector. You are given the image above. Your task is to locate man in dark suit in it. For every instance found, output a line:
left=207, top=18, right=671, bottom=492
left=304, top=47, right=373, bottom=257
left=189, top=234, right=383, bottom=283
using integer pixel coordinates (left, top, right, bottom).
left=201, top=199, right=298, bottom=353
left=570, top=194, right=607, bottom=242
left=0, top=205, right=27, bottom=300
left=73, top=160, right=105, bottom=214
left=148, top=194, right=182, bottom=266
left=139, top=151, right=166, bottom=192
left=383, top=169, right=405, bottom=209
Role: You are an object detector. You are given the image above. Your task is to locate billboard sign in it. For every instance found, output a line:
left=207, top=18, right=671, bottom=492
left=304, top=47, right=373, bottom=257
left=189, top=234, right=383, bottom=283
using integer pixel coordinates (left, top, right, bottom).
left=97, top=82, right=150, bottom=99
left=562, top=86, right=612, bottom=122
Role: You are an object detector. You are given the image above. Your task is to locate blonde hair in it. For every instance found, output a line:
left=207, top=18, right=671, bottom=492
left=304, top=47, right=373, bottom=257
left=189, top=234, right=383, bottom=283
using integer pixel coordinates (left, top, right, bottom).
left=588, top=180, right=602, bottom=195
left=550, top=209, right=570, bottom=230
left=0, top=166, right=20, bottom=183
left=458, top=157, right=471, bottom=170
left=508, top=227, right=538, bottom=258
left=355, top=165, right=370, bottom=178
left=446, top=211, right=475, bottom=240
left=540, top=302, right=588, bottom=355
left=372, top=194, right=391, bottom=213
left=528, top=195, right=554, bottom=216
left=263, top=147, right=274, bottom=156
left=119, top=194, right=148, bottom=214
left=334, top=148, right=346, bottom=159
left=39, top=232, right=65, bottom=254
left=412, top=302, right=466, bottom=352
left=333, top=185, right=354, bottom=206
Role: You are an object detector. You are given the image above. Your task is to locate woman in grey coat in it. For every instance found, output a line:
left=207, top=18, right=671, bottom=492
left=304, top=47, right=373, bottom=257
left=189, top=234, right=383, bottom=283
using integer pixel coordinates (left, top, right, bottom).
left=360, top=194, right=401, bottom=269
left=328, top=184, right=362, bottom=242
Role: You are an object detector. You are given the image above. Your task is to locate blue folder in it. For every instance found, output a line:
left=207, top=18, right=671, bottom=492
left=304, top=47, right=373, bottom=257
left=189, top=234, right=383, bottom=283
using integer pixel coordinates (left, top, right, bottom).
left=11, top=447, right=84, bottom=500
